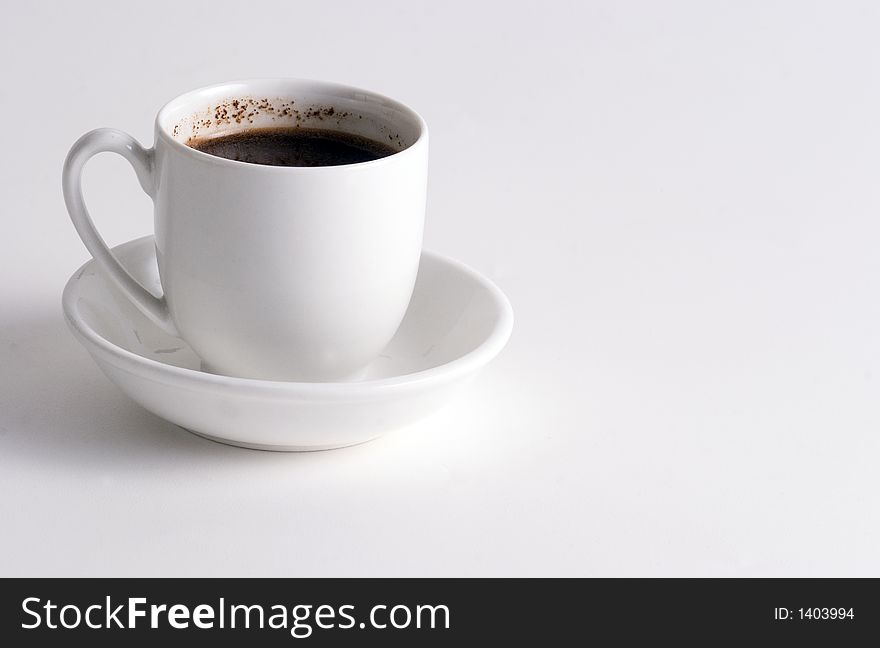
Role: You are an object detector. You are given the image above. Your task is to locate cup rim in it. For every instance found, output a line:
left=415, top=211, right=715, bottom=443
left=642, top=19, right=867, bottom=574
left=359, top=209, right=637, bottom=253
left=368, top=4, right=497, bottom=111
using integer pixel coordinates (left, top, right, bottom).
left=154, top=77, right=428, bottom=172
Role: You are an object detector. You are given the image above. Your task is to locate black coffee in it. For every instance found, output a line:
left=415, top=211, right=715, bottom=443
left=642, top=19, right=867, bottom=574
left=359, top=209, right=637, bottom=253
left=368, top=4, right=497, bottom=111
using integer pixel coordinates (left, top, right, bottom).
left=187, top=127, right=397, bottom=167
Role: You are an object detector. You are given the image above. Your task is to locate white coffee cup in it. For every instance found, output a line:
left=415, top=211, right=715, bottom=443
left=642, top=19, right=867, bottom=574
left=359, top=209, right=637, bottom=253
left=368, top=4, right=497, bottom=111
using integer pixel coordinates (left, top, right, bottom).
left=63, top=79, right=428, bottom=381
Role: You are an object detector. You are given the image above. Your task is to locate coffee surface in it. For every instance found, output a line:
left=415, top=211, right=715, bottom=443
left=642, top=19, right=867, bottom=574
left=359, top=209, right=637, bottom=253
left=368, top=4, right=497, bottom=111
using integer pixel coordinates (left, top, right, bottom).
left=187, top=127, right=397, bottom=167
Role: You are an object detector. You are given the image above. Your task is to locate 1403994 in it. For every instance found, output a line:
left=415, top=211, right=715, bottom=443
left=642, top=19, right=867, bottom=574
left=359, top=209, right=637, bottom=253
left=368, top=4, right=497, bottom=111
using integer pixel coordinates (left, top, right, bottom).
left=774, top=608, right=855, bottom=621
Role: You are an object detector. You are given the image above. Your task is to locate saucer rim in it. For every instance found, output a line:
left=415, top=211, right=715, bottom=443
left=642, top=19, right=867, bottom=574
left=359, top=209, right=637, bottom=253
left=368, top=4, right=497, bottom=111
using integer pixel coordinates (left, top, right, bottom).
left=62, top=236, right=514, bottom=397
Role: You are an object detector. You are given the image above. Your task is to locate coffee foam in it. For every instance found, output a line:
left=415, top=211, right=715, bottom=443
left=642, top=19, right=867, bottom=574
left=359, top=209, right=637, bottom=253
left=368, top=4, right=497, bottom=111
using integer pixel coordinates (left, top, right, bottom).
left=169, top=96, right=410, bottom=153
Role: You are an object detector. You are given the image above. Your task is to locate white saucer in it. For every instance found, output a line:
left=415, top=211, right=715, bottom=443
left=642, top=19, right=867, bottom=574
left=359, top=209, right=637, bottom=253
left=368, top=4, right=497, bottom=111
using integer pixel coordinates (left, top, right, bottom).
left=62, top=236, right=513, bottom=451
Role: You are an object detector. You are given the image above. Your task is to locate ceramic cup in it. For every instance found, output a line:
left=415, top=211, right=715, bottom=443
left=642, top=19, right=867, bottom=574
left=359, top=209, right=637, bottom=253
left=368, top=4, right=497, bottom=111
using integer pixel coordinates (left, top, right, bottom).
left=63, top=79, right=428, bottom=381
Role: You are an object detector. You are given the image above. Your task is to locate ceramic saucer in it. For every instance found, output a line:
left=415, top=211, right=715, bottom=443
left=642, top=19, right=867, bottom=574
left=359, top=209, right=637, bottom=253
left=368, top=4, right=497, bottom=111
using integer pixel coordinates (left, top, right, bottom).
left=62, top=236, right=513, bottom=450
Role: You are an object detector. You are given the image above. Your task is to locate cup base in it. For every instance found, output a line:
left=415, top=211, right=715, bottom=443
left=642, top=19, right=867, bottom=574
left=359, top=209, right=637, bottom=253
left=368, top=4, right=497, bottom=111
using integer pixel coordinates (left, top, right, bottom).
left=198, top=360, right=370, bottom=383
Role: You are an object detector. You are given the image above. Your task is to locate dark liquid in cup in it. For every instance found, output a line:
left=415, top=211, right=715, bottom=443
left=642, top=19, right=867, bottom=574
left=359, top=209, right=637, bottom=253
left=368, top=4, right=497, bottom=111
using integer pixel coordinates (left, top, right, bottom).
left=186, top=127, right=398, bottom=167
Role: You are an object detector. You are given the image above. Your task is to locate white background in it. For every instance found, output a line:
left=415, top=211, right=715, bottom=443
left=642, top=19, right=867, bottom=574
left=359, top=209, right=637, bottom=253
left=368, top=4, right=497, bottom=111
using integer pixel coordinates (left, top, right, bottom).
left=2, top=0, right=879, bottom=576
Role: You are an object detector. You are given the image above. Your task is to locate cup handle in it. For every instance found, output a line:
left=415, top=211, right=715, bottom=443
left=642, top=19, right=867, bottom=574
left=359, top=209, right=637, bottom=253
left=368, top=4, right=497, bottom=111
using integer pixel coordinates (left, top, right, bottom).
left=63, top=128, right=176, bottom=335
